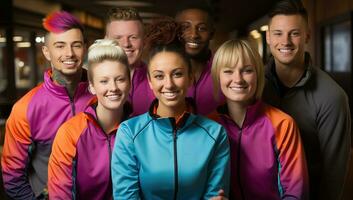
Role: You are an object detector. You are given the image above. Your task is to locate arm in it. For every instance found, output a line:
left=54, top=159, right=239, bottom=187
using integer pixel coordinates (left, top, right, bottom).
left=204, top=127, right=230, bottom=199
left=111, top=123, right=140, bottom=199
left=1, top=102, right=36, bottom=199
left=276, top=118, right=309, bottom=200
left=317, top=90, right=351, bottom=200
left=48, top=121, right=80, bottom=200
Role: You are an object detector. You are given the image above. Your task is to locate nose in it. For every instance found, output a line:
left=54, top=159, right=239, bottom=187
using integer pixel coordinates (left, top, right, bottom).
left=109, top=81, right=119, bottom=91
left=118, top=37, right=131, bottom=48
left=233, top=70, right=244, bottom=83
left=65, top=46, right=74, bottom=57
left=282, top=34, right=292, bottom=45
left=164, top=76, right=175, bottom=89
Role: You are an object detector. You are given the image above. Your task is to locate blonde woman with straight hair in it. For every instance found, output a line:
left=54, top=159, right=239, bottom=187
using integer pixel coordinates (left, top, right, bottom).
left=209, top=39, right=309, bottom=200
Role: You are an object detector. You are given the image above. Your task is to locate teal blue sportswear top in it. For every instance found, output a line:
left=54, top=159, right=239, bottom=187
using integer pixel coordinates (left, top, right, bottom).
left=111, top=99, right=230, bottom=199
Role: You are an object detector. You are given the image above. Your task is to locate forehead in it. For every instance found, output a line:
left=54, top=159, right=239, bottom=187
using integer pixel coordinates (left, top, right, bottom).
left=176, top=9, right=210, bottom=24
left=269, top=14, right=307, bottom=30
left=106, top=20, right=143, bottom=36
left=46, top=28, right=84, bottom=44
left=149, top=52, right=187, bottom=71
left=92, top=60, right=128, bottom=75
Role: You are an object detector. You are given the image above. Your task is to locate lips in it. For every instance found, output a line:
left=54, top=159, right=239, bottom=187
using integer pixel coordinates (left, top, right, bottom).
left=161, top=91, right=179, bottom=100
left=62, top=60, right=77, bottom=67
left=279, top=48, right=294, bottom=54
left=186, top=41, right=201, bottom=49
left=106, top=94, right=122, bottom=101
left=229, top=85, right=248, bottom=92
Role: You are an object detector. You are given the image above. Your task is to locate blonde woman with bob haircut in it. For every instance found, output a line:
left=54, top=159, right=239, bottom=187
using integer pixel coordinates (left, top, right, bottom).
left=48, top=39, right=132, bottom=200
left=209, top=39, right=309, bottom=200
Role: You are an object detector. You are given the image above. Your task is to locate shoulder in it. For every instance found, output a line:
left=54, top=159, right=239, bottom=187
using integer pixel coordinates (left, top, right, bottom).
left=191, top=114, right=226, bottom=140
left=263, top=103, right=297, bottom=129
left=119, top=113, right=153, bottom=138
left=310, top=67, right=349, bottom=106
left=53, top=112, right=89, bottom=149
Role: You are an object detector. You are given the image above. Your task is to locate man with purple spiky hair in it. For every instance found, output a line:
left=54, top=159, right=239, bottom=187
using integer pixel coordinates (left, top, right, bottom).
left=1, top=11, right=92, bottom=199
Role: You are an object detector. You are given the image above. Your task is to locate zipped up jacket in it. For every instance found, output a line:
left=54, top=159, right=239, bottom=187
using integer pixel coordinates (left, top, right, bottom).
left=48, top=98, right=131, bottom=200
left=111, top=99, right=230, bottom=199
left=209, top=101, right=309, bottom=200
left=263, top=53, right=351, bottom=200
left=1, top=70, right=92, bottom=199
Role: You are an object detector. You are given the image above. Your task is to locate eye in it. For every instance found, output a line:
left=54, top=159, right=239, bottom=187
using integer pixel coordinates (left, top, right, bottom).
left=154, top=74, right=163, bottom=80
left=197, top=25, right=208, bottom=32
left=180, top=23, right=190, bottom=31
left=116, top=77, right=126, bottom=82
left=72, top=43, right=83, bottom=48
left=130, top=35, right=139, bottom=40
left=291, top=31, right=300, bottom=37
left=99, top=80, right=108, bottom=84
left=242, top=66, right=255, bottom=74
left=55, top=45, right=64, bottom=49
left=172, top=71, right=183, bottom=78
left=222, top=69, right=233, bottom=74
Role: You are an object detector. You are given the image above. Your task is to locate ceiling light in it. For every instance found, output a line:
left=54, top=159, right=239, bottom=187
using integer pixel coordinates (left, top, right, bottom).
left=260, top=25, right=268, bottom=31
left=13, top=36, right=23, bottom=42
left=17, top=42, right=31, bottom=48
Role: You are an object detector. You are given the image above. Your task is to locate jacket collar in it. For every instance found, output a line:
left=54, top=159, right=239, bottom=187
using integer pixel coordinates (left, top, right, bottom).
left=217, top=100, right=263, bottom=129
left=266, top=52, right=313, bottom=89
left=43, top=69, right=89, bottom=100
left=148, top=97, right=196, bottom=130
left=84, top=96, right=132, bottom=135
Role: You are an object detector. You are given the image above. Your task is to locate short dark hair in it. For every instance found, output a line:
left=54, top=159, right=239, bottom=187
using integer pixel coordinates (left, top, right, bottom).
left=268, top=0, right=308, bottom=23
left=175, top=3, right=215, bottom=27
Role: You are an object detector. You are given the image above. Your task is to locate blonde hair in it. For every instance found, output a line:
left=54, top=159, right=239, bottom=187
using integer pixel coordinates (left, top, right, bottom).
left=211, top=39, right=265, bottom=100
left=87, top=39, right=130, bottom=82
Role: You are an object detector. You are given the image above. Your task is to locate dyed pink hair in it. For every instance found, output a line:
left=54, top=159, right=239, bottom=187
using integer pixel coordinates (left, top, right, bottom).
left=42, top=11, right=84, bottom=33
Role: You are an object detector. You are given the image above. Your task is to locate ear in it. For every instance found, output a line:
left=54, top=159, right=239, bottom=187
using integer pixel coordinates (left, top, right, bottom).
left=42, top=45, right=51, bottom=61
left=305, top=29, right=311, bottom=44
left=266, top=30, right=270, bottom=45
left=88, top=83, right=96, bottom=95
left=147, top=74, right=153, bottom=90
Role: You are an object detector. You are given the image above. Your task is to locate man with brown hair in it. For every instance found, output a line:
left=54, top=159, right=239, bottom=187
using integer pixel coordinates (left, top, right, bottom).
left=105, top=7, right=154, bottom=116
left=264, top=0, right=351, bottom=199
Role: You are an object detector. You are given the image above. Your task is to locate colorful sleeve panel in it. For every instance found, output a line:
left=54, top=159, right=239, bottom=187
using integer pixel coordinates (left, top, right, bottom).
left=264, top=105, right=309, bottom=200
left=48, top=113, right=88, bottom=200
left=1, top=86, right=41, bottom=199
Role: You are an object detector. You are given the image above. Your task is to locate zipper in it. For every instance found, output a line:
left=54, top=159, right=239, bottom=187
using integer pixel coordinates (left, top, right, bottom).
left=173, top=127, right=178, bottom=200
left=65, top=88, right=76, bottom=115
left=237, top=128, right=245, bottom=200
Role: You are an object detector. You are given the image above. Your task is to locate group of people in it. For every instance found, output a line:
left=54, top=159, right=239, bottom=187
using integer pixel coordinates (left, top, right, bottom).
left=1, top=0, right=351, bottom=199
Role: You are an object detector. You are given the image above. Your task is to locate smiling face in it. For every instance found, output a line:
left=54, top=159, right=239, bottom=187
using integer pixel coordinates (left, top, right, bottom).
left=176, top=9, right=214, bottom=58
left=219, top=58, right=257, bottom=106
left=266, top=14, right=310, bottom=68
left=148, top=51, right=191, bottom=114
left=89, top=60, right=130, bottom=112
left=42, top=28, right=85, bottom=76
left=105, top=20, right=144, bottom=67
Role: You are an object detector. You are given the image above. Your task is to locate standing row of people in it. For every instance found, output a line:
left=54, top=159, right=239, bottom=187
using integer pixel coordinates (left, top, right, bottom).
left=2, top=0, right=351, bottom=199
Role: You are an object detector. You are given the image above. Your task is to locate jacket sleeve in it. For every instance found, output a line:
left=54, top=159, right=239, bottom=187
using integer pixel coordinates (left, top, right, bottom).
left=1, top=100, right=36, bottom=199
left=111, top=123, right=141, bottom=199
left=204, top=126, right=230, bottom=199
left=48, top=118, right=82, bottom=200
left=316, top=88, right=351, bottom=200
left=276, top=117, right=309, bottom=200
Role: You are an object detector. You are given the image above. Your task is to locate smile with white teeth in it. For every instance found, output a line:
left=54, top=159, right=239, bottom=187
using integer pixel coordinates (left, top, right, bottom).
left=124, top=49, right=134, bottom=56
left=162, top=91, right=178, bottom=99
left=230, top=86, right=247, bottom=92
left=186, top=42, right=200, bottom=48
left=63, top=60, right=76, bottom=65
left=106, top=94, right=122, bottom=101
left=279, top=48, right=294, bottom=53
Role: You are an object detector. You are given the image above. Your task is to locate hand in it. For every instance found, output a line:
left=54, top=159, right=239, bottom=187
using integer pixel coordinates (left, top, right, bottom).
left=210, top=189, right=228, bottom=200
